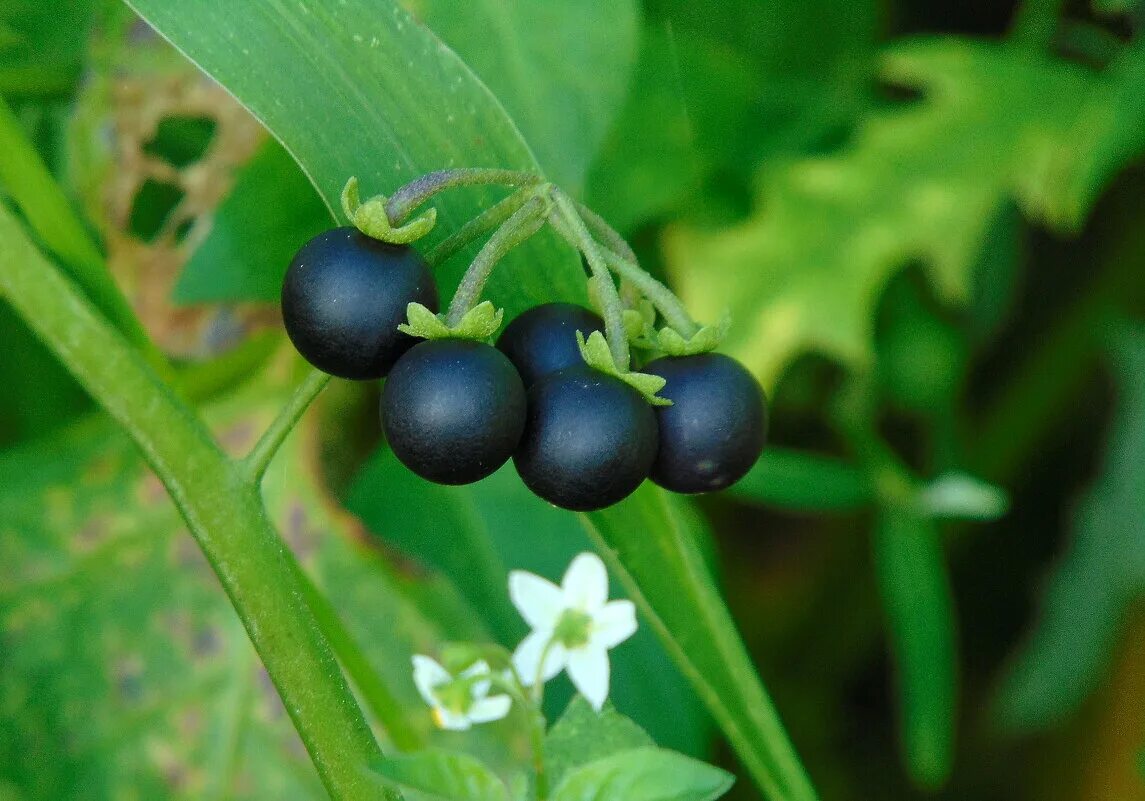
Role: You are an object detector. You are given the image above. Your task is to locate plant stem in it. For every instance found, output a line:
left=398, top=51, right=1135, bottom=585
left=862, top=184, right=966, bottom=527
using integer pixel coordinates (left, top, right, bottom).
left=426, top=187, right=533, bottom=268
left=600, top=249, right=700, bottom=339
left=445, top=195, right=547, bottom=326
left=575, top=200, right=637, bottom=265
left=0, top=204, right=392, bottom=801
left=242, top=368, right=331, bottom=483
left=385, top=168, right=541, bottom=223
left=550, top=190, right=630, bottom=371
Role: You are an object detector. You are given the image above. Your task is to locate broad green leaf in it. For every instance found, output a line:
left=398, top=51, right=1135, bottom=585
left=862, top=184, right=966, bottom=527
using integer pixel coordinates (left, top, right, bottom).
left=550, top=747, right=733, bottom=801
left=127, top=0, right=584, bottom=319
left=874, top=506, right=957, bottom=788
left=173, top=139, right=328, bottom=304
left=544, top=697, right=654, bottom=790
left=585, top=488, right=818, bottom=801
left=371, top=749, right=511, bottom=801
left=0, top=0, right=96, bottom=96
left=415, top=0, right=639, bottom=193
left=346, top=450, right=713, bottom=758
left=995, top=325, right=1145, bottom=732
left=0, top=360, right=503, bottom=799
left=665, top=38, right=1112, bottom=387
left=724, top=447, right=873, bottom=512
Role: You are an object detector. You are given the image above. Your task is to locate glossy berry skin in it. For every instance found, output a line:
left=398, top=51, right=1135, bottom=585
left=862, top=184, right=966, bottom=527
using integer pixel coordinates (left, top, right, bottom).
left=643, top=353, right=767, bottom=493
left=514, top=365, right=658, bottom=511
left=496, top=303, right=604, bottom=387
left=381, top=339, right=526, bottom=485
left=282, top=227, right=438, bottom=380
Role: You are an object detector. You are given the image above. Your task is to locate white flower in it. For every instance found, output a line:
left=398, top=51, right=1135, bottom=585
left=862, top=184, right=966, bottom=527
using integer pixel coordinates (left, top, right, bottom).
left=411, top=655, right=512, bottom=731
left=509, top=552, right=637, bottom=711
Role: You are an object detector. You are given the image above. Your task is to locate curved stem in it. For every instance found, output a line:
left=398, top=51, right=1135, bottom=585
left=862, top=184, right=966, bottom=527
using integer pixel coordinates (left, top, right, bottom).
left=574, top=200, right=638, bottom=265
left=242, top=369, right=331, bottom=483
left=427, top=187, right=533, bottom=268
left=445, top=195, right=547, bottom=326
left=550, top=190, right=630, bottom=371
left=600, top=248, right=700, bottom=339
left=385, top=168, right=541, bottom=223
left=489, top=674, right=548, bottom=800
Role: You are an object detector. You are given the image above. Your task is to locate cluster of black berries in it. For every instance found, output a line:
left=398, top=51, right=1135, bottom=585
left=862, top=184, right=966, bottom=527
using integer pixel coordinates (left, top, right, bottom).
left=282, top=227, right=766, bottom=511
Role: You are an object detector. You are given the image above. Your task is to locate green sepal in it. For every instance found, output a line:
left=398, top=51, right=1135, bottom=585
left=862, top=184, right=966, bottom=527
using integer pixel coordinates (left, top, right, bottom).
left=397, top=301, right=504, bottom=341
left=656, top=315, right=730, bottom=357
left=341, top=176, right=437, bottom=244
left=576, top=330, right=671, bottom=406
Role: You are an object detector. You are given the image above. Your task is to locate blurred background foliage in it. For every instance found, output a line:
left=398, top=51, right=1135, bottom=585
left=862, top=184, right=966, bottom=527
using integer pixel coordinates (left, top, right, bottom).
left=1, top=0, right=1144, bottom=799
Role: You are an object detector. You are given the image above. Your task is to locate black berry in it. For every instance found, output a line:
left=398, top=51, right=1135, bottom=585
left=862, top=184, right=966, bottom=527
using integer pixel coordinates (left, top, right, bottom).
left=514, top=365, right=658, bottom=511
left=496, top=303, right=604, bottom=387
left=643, top=353, right=767, bottom=493
left=281, top=227, right=438, bottom=380
left=381, top=339, right=526, bottom=485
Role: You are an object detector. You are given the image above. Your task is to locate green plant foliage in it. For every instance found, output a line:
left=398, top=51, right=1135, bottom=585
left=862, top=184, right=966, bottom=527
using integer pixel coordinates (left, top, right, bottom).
left=725, top=447, right=873, bottom=512
left=549, top=747, right=733, bottom=801
left=125, top=0, right=584, bottom=319
left=0, top=0, right=96, bottom=96
left=371, top=749, right=514, bottom=801
left=544, top=697, right=655, bottom=789
left=0, top=363, right=508, bottom=798
left=665, top=37, right=1125, bottom=387
left=995, top=325, right=1145, bottom=732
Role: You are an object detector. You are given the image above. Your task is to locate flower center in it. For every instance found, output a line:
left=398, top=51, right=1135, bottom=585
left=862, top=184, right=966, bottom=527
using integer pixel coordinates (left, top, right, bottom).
left=434, top=678, right=475, bottom=715
left=552, top=608, right=594, bottom=649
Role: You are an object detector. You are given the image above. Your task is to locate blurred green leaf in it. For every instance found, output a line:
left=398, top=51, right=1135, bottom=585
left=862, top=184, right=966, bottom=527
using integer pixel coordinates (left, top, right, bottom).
left=371, top=750, right=512, bottom=801
left=0, top=0, right=96, bottom=97
left=874, top=506, right=957, bottom=788
left=666, top=38, right=1113, bottom=387
left=549, top=747, right=734, bottom=801
left=724, top=447, right=873, bottom=512
left=544, top=697, right=654, bottom=790
left=995, top=324, right=1145, bottom=732
left=414, top=0, right=639, bottom=193
left=127, top=0, right=584, bottom=319
left=586, top=489, right=818, bottom=801
left=0, top=361, right=505, bottom=799
left=174, top=140, right=328, bottom=304
left=345, top=450, right=713, bottom=759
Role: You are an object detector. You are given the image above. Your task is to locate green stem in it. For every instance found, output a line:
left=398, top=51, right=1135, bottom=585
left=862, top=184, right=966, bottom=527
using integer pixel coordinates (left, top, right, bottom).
left=242, top=368, right=331, bottom=483
left=574, top=201, right=638, bottom=264
left=426, top=187, right=533, bottom=268
left=385, top=168, right=541, bottom=223
left=0, top=204, right=392, bottom=801
left=600, top=248, right=700, bottom=339
left=550, top=190, right=630, bottom=371
left=445, top=194, right=547, bottom=326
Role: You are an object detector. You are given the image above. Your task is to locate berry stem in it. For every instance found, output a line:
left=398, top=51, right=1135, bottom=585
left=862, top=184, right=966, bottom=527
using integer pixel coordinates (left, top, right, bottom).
left=445, top=194, right=548, bottom=326
left=242, top=368, right=332, bottom=484
left=550, top=189, right=631, bottom=371
left=426, top=186, right=534, bottom=268
left=385, top=168, right=541, bottom=223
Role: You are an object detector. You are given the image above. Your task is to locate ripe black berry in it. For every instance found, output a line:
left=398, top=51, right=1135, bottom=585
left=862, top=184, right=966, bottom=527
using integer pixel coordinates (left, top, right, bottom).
left=514, top=365, right=658, bottom=511
left=643, top=353, right=767, bottom=493
left=281, top=227, right=438, bottom=380
left=381, top=339, right=526, bottom=485
left=496, top=303, right=604, bottom=387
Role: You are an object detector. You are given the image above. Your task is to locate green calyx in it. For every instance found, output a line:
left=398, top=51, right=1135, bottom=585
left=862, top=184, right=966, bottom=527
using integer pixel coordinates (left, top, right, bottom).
left=398, top=301, right=504, bottom=341
left=654, top=315, right=730, bottom=356
left=576, top=330, right=671, bottom=406
left=341, top=176, right=437, bottom=244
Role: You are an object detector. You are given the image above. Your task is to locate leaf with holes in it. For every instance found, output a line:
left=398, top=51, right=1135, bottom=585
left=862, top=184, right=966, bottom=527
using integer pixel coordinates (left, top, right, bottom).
left=665, top=37, right=1121, bottom=388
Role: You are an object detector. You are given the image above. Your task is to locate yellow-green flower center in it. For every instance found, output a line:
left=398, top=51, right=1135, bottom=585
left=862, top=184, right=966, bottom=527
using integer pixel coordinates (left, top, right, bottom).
left=552, top=608, right=594, bottom=649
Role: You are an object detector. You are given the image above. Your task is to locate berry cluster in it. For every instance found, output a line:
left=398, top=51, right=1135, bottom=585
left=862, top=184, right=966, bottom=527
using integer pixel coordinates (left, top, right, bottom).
left=282, top=228, right=767, bottom=512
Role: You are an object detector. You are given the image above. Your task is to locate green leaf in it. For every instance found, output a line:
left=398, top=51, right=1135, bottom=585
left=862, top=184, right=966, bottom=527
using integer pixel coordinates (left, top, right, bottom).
left=0, top=0, right=96, bottom=96
left=724, top=447, right=873, bottom=512
left=585, top=488, right=818, bottom=801
left=173, top=139, right=329, bottom=304
left=544, top=697, right=654, bottom=789
left=665, top=38, right=1112, bottom=387
left=549, top=747, right=733, bottom=801
left=370, top=750, right=511, bottom=801
left=874, top=506, right=957, bottom=788
left=415, top=0, right=640, bottom=192
left=127, top=0, right=584, bottom=319
left=995, top=325, right=1145, bottom=732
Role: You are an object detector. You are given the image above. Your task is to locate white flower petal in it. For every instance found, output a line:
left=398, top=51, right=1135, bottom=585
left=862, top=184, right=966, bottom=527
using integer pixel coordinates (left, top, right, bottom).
left=509, top=570, right=565, bottom=630
left=590, top=600, right=637, bottom=650
left=512, top=629, right=567, bottom=686
left=434, top=706, right=472, bottom=731
left=562, top=552, right=609, bottom=613
left=411, top=654, right=450, bottom=706
left=566, top=647, right=610, bottom=711
left=466, top=694, right=512, bottom=724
